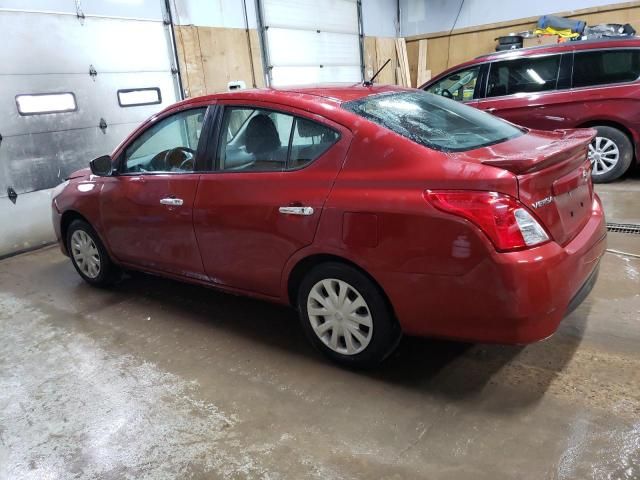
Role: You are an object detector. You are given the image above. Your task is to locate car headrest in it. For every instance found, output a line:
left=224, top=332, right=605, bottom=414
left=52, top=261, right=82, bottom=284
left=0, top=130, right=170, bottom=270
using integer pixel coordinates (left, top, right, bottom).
left=245, top=114, right=281, bottom=154
left=296, top=118, right=326, bottom=138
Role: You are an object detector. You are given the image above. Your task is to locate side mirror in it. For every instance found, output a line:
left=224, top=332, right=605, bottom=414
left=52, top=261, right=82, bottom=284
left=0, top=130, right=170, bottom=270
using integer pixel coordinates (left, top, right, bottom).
left=90, top=155, right=113, bottom=176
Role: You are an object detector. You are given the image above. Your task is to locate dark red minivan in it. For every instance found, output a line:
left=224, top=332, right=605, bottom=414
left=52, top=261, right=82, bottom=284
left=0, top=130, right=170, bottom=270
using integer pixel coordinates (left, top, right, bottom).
left=422, top=38, right=640, bottom=182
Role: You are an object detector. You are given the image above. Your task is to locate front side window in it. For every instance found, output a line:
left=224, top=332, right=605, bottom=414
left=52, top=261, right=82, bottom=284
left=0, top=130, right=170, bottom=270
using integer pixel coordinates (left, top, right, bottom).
left=218, top=107, right=338, bottom=171
left=425, top=66, right=481, bottom=102
left=343, top=91, right=523, bottom=152
left=123, top=108, right=206, bottom=174
left=573, top=49, right=640, bottom=88
left=487, top=55, right=561, bottom=98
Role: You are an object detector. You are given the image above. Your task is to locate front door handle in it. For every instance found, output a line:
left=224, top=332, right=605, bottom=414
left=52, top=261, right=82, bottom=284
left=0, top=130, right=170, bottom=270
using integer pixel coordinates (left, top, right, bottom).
left=160, top=197, right=184, bottom=206
left=485, top=107, right=497, bottom=113
left=279, top=206, right=314, bottom=216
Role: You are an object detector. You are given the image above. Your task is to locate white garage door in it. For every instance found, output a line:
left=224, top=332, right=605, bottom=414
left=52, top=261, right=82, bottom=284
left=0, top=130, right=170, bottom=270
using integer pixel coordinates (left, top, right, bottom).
left=0, top=0, right=180, bottom=257
left=260, top=0, right=363, bottom=86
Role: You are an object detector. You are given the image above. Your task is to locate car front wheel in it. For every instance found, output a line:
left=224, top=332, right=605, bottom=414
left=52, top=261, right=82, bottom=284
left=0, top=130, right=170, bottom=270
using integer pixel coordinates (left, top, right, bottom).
left=298, top=262, right=401, bottom=369
left=589, top=126, right=633, bottom=183
left=66, top=219, right=120, bottom=286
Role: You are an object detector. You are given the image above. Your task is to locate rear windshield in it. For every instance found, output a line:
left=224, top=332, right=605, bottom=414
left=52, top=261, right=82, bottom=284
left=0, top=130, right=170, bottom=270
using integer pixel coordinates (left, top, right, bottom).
left=343, top=91, right=523, bottom=152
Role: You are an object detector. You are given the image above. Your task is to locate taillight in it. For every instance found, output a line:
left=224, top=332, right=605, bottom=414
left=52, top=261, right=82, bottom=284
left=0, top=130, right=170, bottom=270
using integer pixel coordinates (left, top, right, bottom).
left=424, top=190, right=550, bottom=252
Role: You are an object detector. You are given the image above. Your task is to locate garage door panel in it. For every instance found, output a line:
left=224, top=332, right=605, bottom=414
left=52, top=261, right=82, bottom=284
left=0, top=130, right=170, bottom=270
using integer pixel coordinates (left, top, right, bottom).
left=0, top=72, right=177, bottom=137
left=0, top=0, right=163, bottom=20
left=0, top=123, right=140, bottom=196
left=271, top=66, right=361, bottom=85
left=267, top=28, right=360, bottom=66
left=0, top=12, right=171, bottom=74
left=263, top=0, right=358, bottom=33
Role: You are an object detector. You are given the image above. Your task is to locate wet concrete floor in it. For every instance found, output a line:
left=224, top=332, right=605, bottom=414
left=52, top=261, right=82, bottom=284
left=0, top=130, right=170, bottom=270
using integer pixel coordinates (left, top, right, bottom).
left=0, top=178, right=638, bottom=479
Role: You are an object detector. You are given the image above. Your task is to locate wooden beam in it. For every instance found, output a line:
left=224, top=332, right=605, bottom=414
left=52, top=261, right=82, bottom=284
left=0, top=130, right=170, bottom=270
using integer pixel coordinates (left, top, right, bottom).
left=417, top=39, right=428, bottom=87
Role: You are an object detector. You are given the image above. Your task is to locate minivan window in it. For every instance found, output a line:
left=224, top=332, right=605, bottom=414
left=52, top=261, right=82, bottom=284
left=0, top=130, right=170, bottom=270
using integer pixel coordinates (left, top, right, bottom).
left=343, top=91, right=523, bottom=152
left=425, top=66, right=481, bottom=102
left=573, top=49, right=640, bottom=88
left=487, top=55, right=561, bottom=98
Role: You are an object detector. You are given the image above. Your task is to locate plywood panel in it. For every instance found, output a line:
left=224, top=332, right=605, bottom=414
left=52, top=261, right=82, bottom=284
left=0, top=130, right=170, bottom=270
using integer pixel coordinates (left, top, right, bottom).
left=249, top=29, right=266, bottom=88
left=363, top=36, right=378, bottom=81
left=176, top=26, right=265, bottom=96
left=405, top=39, right=418, bottom=87
left=175, top=25, right=207, bottom=98
left=375, top=37, right=398, bottom=85
left=407, top=3, right=640, bottom=78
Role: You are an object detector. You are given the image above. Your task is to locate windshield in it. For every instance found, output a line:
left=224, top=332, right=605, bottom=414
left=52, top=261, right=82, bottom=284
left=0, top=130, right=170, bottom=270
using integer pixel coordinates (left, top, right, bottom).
left=343, top=91, right=523, bottom=152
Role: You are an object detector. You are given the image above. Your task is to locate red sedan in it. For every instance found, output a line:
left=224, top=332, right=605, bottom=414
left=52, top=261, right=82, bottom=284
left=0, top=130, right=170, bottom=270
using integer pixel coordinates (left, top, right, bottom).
left=51, top=85, right=606, bottom=368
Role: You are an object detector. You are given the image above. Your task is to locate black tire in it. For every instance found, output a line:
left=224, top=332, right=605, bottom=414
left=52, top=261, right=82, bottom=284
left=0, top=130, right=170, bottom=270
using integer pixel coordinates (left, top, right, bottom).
left=297, top=262, right=401, bottom=369
left=66, top=219, right=120, bottom=287
left=589, top=126, right=633, bottom=183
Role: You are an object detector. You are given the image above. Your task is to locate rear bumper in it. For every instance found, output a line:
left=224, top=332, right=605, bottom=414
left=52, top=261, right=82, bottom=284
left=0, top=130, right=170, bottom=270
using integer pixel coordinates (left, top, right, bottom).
left=380, top=195, right=607, bottom=344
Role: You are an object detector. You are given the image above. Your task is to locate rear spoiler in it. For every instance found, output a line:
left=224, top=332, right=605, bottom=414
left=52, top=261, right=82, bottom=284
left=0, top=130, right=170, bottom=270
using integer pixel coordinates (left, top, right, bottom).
left=480, top=129, right=596, bottom=174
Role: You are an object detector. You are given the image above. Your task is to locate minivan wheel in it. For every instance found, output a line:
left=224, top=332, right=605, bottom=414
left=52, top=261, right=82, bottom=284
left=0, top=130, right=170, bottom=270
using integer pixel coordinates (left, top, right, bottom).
left=66, top=219, right=120, bottom=287
left=297, top=262, right=401, bottom=369
left=588, top=126, right=633, bottom=183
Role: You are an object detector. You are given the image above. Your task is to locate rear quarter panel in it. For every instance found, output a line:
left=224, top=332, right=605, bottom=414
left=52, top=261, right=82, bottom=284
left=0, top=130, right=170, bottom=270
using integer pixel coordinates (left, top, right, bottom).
left=283, top=119, right=520, bottom=289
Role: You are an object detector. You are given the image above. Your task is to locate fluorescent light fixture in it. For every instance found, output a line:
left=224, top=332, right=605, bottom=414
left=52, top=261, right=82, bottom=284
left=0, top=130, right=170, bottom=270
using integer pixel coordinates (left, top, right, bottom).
left=526, top=68, right=546, bottom=85
left=118, top=88, right=161, bottom=107
left=16, top=92, right=77, bottom=115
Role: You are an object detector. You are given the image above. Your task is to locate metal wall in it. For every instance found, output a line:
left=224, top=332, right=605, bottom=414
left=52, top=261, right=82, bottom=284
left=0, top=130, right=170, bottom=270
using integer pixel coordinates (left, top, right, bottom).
left=400, top=0, right=632, bottom=37
left=0, top=1, right=180, bottom=256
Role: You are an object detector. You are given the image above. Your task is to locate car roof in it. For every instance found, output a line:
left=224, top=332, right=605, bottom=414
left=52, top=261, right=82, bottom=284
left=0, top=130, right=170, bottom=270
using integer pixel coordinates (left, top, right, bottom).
left=174, top=84, right=410, bottom=114
left=425, top=36, right=640, bottom=86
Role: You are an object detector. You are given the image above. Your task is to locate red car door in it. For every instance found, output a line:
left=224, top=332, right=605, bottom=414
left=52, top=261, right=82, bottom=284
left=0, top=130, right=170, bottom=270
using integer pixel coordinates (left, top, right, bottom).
left=100, top=107, right=209, bottom=279
left=476, top=53, right=573, bottom=130
left=193, top=101, right=352, bottom=297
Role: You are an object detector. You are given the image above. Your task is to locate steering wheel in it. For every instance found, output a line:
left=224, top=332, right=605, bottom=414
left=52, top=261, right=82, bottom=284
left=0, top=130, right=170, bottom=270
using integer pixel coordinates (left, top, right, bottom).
left=150, top=146, right=196, bottom=171
left=441, top=88, right=454, bottom=99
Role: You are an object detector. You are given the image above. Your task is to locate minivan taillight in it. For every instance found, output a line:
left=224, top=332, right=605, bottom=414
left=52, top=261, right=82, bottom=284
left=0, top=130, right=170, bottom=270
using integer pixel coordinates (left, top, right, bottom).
left=424, top=190, right=550, bottom=252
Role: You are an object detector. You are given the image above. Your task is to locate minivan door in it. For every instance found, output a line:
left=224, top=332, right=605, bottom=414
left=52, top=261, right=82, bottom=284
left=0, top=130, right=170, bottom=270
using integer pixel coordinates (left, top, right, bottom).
left=477, top=53, right=573, bottom=130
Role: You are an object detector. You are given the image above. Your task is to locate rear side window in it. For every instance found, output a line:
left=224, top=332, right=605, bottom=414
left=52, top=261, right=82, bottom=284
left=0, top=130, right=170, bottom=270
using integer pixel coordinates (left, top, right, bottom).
left=573, top=49, right=640, bottom=88
left=487, top=55, right=561, bottom=98
left=343, top=91, right=523, bottom=152
left=289, top=117, right=339, bottom=169
left=218, top=107, right=338, bottom=172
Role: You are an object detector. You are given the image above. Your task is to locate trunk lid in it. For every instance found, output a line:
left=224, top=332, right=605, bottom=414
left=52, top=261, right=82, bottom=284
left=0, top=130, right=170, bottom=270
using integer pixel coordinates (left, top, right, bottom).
left=464, top=128, right=596, bottom=246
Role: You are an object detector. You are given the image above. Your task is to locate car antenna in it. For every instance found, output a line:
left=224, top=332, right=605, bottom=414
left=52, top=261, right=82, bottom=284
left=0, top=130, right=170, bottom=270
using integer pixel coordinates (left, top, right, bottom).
left=363, top=58, right=391, bottom=86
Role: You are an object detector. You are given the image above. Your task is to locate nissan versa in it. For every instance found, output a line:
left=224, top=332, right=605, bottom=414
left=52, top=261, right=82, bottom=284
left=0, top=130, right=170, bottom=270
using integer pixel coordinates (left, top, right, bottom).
left=51, top=86, right=606, bottom=368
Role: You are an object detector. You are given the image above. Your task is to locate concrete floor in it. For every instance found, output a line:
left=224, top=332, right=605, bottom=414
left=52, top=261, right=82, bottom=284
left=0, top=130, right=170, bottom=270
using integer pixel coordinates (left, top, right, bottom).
left=1, top=178, right=639, bottom=480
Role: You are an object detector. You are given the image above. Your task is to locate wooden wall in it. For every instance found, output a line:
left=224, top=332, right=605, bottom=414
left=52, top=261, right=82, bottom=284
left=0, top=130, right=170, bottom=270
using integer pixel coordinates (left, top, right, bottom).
left=363, top=36, right=399, bottom=85
left=175, top=26, right=265, bottom=97
left=406, top=1, right=640, bottom=84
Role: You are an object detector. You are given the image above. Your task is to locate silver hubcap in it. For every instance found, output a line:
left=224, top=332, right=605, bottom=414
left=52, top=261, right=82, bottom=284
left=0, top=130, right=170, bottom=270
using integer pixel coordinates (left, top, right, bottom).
left=70, top=230, right=101, bottom=279
left=307, top=279, right=373, bottom=355
left=589, top=136, right=619, bottom=175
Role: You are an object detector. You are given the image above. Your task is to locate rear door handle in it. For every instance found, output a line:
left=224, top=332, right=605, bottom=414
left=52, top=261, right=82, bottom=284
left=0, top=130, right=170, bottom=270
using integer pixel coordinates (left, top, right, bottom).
left=160, top=197, right=184, bottom=206
left=486, top=107, right=497, bottom=113
left=279, top=206, right=314, bottom=216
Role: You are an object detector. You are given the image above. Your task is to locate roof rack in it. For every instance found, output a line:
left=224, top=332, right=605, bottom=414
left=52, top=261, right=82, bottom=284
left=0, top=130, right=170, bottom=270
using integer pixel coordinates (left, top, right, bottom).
left=475, top=36, right=638, bottom=60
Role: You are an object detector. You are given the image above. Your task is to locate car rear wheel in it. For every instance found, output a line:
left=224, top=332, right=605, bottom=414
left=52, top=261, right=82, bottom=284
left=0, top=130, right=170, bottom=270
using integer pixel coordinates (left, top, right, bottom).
left=588, top=126, right=633, bottom=183
left=67, top=219, right=120, bottom=287
left=298, top=262, right=401, bottom=369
